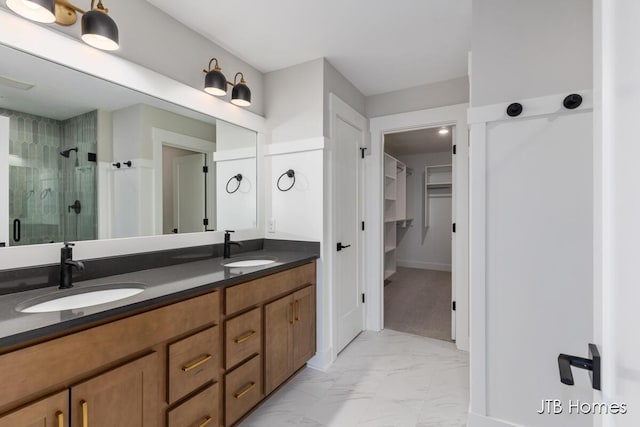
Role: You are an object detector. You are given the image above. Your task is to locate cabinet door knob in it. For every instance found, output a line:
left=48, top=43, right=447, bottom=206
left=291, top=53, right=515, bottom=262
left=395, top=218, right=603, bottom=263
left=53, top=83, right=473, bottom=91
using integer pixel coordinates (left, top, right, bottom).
left=182, top=354, right=213, bottom=372
left=234, top=330, right=256, bottom=344
left=56, top=411, right=64, bottom=427
left=198, top=415, right=213, bottom=427
left=80, top=400, right=88, bottom=427
left=295, top=299, right=300, bottom=321
left=234, top=382, right=256, bottom=399
left=290, top=302, right=295, bottom=324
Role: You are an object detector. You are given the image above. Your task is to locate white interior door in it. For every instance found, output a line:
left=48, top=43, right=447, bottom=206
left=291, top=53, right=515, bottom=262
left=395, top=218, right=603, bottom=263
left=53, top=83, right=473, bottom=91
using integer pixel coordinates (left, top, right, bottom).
left=0, top=115, right=8, bottom=247
left=335, top=116, right=364, bottom=353
left=173, top=153, right=206, bottom=233
left=597, top=1, right=640, bottom=425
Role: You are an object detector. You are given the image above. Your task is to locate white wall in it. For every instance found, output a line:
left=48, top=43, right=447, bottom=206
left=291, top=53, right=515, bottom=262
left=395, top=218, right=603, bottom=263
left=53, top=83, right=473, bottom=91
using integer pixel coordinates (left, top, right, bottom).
left=395, top=151, right=452, bottom=272
left=470, top=0, right=592, bottom=107
left=366, top=76, right=469, bottom=118
left=468, top=2, right=594, bottom=426
left=0, top=0, right=265, bottom=116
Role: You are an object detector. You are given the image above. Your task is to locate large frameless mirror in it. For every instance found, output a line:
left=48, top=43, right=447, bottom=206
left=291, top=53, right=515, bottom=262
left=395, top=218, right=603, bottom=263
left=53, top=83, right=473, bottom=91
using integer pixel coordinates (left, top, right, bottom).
left=0, top=43, right=257, bottom=247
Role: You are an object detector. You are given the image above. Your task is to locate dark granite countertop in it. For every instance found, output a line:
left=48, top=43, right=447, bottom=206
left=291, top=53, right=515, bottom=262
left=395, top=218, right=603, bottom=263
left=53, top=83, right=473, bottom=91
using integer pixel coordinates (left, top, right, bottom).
left=0, top=248, right=318, bottom=351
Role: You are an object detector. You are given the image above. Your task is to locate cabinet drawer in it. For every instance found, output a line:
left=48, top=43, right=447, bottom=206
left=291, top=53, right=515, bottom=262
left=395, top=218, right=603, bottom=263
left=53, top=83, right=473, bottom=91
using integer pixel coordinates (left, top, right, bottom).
left=226, top=262, right=315, bottom=315
left=225, top=307, right=261, bottom=369
left=225, top=355, right=262, bottom=426
left=168, top=326, right=219, bottom=404
left=167, top=382, right=219, bottom=427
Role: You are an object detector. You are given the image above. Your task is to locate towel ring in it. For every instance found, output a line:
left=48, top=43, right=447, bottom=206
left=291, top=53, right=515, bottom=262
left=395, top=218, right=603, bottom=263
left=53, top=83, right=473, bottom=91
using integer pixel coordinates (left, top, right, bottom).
left=277, top=169, right=296, bottom=192
left=226, top=174, right=243, bottom=194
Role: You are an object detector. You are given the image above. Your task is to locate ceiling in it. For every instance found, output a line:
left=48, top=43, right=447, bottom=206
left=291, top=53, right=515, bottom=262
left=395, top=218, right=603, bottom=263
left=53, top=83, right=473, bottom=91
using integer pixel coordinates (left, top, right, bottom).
left=147, top=0, right=471, bottom=96
left=385, top=126, right=452, bottom=156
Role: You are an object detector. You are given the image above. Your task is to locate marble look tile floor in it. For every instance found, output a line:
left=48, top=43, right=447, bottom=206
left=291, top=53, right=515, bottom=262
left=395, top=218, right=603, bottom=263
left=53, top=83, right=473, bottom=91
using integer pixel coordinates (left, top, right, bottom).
left=240, top=329, right=469, bottom=427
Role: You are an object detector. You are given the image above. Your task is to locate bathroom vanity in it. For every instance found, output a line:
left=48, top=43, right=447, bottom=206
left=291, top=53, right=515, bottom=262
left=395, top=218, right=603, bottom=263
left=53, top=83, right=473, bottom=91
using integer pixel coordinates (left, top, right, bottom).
left=0, top=244, right=318, bottom=427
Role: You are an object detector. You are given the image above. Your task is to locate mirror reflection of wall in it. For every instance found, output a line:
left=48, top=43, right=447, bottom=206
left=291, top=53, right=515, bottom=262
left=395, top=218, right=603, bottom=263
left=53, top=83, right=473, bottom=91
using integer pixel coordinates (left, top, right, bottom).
left=0, top=43, right=258, bottom=247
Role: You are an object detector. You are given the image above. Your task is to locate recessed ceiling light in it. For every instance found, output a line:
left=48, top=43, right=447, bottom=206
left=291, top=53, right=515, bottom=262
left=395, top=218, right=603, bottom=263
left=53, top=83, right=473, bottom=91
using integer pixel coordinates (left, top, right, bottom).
left=438, top=127, right=449, bottom=135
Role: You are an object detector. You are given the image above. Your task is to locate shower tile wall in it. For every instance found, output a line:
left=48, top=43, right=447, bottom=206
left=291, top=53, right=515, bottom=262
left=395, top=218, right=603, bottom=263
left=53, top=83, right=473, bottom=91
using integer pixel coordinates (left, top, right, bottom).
left=61, top=111, right=97, bottom=242
left=2, top=108, right=62, bottom=245
left=1, top=109, right=97, bottom=246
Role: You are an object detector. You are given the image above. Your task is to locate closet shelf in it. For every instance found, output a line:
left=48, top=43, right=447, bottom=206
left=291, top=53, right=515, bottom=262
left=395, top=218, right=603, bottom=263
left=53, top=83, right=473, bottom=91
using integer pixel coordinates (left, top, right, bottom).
left=426, top=182, right=452, bottom=189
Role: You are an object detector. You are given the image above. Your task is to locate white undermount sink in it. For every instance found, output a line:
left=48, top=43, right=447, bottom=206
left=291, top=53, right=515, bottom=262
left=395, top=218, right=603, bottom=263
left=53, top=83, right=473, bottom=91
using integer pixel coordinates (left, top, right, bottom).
left=223, top=259, right=277, bottom=268
left=18, top=285, right=145, bottom=313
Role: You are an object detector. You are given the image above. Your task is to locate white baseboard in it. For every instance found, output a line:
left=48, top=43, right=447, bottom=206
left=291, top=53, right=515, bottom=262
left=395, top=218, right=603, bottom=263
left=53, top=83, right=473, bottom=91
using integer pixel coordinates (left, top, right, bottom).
left=306, top=347, right=333, bottom=372
left=397, top=260, right=452, bottom=272
left=467, top=413, right=524, bottom=427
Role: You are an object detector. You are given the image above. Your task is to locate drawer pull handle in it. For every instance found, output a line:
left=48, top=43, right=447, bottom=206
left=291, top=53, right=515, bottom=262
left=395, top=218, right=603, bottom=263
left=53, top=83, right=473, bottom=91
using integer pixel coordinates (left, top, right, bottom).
left=295, top=299, right=300, bottom=321
left=234, top=330, right=256, bottom=344
left=182, top=354, right=213, bottom=372
left=80, top=400, right=88, bottom=427
left=234, top=381, right=256, bottom=399
left=290, top=302, right=295, bottom=324
left=56, top=411, right=64, bottom=427
left=198, top=416, right=213, bottom=427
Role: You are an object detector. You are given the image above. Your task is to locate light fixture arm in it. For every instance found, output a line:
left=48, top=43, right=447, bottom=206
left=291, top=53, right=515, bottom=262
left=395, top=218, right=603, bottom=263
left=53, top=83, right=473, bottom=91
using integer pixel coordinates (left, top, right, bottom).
left=91, top=0, right=108, bottom=13
left=203, top=57, right=222, bottom=74
left=56, top=0, right=86, bottom=14
left=234, top=72, right=246, bottom=85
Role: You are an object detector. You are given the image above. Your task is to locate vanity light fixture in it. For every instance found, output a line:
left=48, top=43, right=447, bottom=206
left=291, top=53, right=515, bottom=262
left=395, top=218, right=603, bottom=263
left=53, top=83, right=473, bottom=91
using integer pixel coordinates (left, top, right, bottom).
left=6, top=0, right=55, bottom=23
left=6, top=0, right=119, bottom=51
left=438, top=127, right=450, bottom=135
left=203, top=58, right=252, bottom=107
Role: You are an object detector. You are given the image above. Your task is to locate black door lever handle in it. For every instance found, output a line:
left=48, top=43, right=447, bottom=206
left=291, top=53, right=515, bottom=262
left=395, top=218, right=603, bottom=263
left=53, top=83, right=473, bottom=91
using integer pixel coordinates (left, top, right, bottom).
left=337, top=242, right=351, bottom=251
left=558, top=343, right=601, bottom=390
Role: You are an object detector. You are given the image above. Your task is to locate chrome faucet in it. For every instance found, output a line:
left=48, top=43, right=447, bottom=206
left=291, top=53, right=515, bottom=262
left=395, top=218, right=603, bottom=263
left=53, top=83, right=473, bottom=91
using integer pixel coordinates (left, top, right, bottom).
left=224, top=230, right=243, bottom=258
left=59, top=242, right=85, bottom=289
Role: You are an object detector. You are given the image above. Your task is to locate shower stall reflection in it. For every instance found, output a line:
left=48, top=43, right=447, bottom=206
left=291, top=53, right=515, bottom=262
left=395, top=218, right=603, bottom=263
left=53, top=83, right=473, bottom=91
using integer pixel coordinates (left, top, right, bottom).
left=2, top=108, right=97, bottom=246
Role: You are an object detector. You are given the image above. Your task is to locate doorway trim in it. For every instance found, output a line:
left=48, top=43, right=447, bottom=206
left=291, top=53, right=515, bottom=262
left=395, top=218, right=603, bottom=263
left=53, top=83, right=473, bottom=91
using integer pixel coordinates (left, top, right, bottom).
left=328, top=93, right=368, bottom=364
left=367, top=103, right=469, bottom=351
left=152, top=128, right=216, bottom=235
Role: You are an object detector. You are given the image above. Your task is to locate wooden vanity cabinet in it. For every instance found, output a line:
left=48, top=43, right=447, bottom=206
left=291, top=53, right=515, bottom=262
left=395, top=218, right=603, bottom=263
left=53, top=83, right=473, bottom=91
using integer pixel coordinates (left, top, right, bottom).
left=0, top=260, right=317, bottom=427
left=264, top=285, right=315, bottom=395
left=70, top=352, right=159, bottom=427
left=0, top=390, right=68, bottom=427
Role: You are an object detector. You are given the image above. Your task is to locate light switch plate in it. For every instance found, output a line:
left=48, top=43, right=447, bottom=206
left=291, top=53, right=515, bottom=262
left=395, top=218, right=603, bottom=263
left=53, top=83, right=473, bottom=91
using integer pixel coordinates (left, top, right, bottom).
left=268, top=219, right=275, bottom=233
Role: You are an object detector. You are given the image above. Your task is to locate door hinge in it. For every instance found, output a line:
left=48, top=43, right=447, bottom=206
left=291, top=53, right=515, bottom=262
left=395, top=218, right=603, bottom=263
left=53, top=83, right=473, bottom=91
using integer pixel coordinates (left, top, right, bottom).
left=452, top=223, right=456, bottom=233
left=453, top=144, right=457, bottom=155
left=202, top=165, right=209, bottom=173
left=361, top=221, right=365, bottom=231
left=203, top=218, right=209, bottom=226
left=452, top=301, right=456, bottom=311
left=362, top=293, right=366, bottom=303
left=360, top=147, right=367, bottom=159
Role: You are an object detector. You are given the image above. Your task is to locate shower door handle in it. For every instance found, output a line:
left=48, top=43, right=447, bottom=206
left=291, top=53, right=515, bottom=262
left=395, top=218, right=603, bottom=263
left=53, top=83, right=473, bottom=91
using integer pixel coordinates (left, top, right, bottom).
left=13, top=219, right=20, bottom=242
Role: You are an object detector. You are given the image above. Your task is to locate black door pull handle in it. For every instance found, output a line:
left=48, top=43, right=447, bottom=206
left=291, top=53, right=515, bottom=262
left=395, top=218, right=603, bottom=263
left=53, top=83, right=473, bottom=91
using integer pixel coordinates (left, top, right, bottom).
left=337, top=242, right=351, bottom=251
left=558, top=343, right=601, bottom=390
left=13, top=219, right=20, bottom=242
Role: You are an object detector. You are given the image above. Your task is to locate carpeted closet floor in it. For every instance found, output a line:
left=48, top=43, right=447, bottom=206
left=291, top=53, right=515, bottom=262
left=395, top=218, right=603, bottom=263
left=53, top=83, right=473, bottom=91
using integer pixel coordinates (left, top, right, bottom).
left=384, top=267, right=452, bottom=342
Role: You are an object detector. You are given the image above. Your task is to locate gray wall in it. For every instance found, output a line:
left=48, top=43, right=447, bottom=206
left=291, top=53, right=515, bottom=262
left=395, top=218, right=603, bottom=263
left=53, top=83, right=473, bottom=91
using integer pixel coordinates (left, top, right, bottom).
left=323, top=59, right=366, bottom=136
left=470, top=0, right=592, bottom=106
left=366, top=76, right=469, bottom=118
left=396, top=151, right=453, bottom=271
left=0, top=0, right=265, bottom=116
left=264, top=58, right=324, bottom=143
